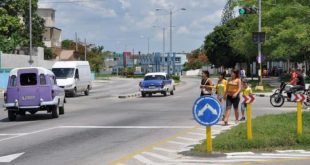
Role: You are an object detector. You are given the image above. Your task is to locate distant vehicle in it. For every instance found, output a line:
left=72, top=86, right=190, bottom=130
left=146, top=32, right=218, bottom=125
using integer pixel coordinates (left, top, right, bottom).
left=52, top=61, right=92, bottom=97
left=139, top=72, right=175, bottom=97
left=3, top=67, right=65, bottom=121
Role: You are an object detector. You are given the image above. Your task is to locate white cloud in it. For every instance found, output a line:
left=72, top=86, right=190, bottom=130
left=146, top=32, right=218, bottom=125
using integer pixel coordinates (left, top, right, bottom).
left=150, top=0, right=173, bottom=9
left=176, top=26, right=190, bottom=34
left=80, top=1, right=117, bottom=18
left=136, top=11, right=158, bottom=29
left=190, top=9, right=222, bottom=29
left=119, top=0, right=131, bottom=9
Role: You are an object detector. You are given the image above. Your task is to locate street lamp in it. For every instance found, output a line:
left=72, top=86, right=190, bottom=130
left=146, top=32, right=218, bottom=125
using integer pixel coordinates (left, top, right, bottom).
left=155, top=8, right=186, bottom=75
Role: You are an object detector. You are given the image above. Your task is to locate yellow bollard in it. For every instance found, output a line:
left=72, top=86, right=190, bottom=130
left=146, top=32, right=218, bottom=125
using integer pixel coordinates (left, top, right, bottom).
left=206, top=126, right=212, bottom=153
left=246, top=103, right=253, bottom=141
left=297, top=101, right=303, bottom=136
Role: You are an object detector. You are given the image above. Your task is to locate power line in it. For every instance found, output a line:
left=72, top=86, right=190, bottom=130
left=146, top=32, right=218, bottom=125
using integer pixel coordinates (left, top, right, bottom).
left=39, top=0, right=104, bottom=4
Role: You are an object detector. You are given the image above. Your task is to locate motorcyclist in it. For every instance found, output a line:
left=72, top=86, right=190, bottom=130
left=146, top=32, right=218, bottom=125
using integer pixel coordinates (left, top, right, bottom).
left=287, top=69, right=305, bottom=99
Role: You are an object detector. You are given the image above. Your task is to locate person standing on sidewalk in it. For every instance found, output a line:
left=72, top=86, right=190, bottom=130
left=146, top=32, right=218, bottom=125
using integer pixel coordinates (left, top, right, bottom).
left=240, top=79, right=252, bottom=121
left=200, top=70, right=213, bottom=96
left=222, top=70, right=242, bottom=126
left=216, top=72, right=227, bottom=119
left=240, top=68, right=246, bottom=79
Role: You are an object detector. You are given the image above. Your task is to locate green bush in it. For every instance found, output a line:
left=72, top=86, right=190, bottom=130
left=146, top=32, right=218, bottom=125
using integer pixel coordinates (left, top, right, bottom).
left=171, top=75, right=180, bottom=83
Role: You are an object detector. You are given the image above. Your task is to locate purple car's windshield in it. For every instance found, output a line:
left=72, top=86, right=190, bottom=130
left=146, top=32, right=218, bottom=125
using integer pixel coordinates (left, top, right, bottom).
left=144, top=75, right=165, bottom=81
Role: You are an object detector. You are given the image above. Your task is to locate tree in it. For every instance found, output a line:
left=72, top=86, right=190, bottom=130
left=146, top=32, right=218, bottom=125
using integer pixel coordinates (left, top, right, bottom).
left=204, top=17, right=246, bottom=68
left=0, top=0, right=45, bottom=52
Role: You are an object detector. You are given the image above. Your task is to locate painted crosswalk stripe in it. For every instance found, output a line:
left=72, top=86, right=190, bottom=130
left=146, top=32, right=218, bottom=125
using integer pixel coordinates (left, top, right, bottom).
left=134, top=155, right=153, bottom=164
left=188, top=132, right=205, bottom=136
left=168, top=141, right=189, bottom=146
left=177, top=137, right=198, bottom=142
left=143, top=152, right=171, bottom=161
left=276, top=150, right=305, bottom=153
left=153, top=147, right=177, bottom=153
left=226, top=152, right=255, bottom=156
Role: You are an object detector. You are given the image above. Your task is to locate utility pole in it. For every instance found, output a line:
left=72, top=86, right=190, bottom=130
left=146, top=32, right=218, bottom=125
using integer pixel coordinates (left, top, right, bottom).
left=258, top=0, right=262, bottom=85
left=84, top=38, right=87, bottom=61
left=168, top=10, right=172, bottom=75
left=75, top=32, right=78, bottom=51
left=29, top=0, right=33, bottom=66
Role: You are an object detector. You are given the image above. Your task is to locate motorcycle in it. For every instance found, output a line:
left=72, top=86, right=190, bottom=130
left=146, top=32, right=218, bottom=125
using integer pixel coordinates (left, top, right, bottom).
left=270, top=82, right=309, bottom=107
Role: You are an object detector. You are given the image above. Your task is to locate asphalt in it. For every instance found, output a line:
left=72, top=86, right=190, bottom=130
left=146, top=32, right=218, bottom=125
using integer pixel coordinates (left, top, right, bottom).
left=0, top=77, right=308, bottom=165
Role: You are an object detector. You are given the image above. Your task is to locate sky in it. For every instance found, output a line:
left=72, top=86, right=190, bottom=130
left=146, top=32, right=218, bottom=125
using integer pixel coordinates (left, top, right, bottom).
left=38, top=0, right=227, bottom=54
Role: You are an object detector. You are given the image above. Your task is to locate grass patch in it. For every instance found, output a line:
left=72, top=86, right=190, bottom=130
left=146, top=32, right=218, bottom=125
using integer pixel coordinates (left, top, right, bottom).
left=193, top=112, right=310, bottom=153
left=248, top=80, right=274, bottom=93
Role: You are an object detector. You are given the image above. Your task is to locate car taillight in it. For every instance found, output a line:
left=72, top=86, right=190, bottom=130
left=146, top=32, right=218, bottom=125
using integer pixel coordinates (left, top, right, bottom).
left=4, top=92, right=7, bottom=103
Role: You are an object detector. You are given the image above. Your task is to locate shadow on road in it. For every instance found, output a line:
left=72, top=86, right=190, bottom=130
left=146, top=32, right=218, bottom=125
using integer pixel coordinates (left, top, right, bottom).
left=0, top=114, right=56, bottom=122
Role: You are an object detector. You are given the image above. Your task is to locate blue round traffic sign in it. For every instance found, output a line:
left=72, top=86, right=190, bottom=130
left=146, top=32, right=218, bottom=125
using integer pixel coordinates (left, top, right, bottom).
left=192, top=96, right=222, bottom=126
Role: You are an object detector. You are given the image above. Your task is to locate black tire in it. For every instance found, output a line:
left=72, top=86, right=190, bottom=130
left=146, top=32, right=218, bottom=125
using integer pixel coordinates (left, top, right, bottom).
left=84, top=87, right=89, bottom=96
left=59, top=106, right=64, bottom=115
left=148, top=93, right=152, bottom=97
left=170, top=90, right=174, bottom=95
left=141, top=92, right=146, bottom=97
left=51, top=105, right=59, bottom=118
left=8, top=111, right=16, bottom=121
left=72, top=88, right=77, bottom=97
left=163, top=91, right=167, bottom=96
left=270, top=94, right=285, bottom=107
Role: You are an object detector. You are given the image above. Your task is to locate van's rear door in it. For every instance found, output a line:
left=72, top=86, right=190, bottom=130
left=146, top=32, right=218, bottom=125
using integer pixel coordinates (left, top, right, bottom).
left=17, top=69, right=40, bottom=107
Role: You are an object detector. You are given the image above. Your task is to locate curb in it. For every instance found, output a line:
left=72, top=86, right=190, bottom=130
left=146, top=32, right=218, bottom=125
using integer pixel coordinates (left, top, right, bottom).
left=118, top=92, right=141, bottom=99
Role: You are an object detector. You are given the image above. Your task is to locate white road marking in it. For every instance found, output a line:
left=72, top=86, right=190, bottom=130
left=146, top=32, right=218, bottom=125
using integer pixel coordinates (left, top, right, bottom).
left=226, top=152, right=255, bottom=156
left=276, top=150, right=305, bottom=153
left=153, top=147, right=177, bottom=153
left=173, top=159, right=265, bottom=163
left=0, top=152, right=24, bottom=163
left=226, top=155, right=309, bottom=159
left=0, top=127, right=59, bottom=142
left=143, top=152, right=171, bottom=161
left=177, top=137, right=199, bottom=142
left=261, top=153, right=310, bottom=157
left=168, top=141, right=190, bottom=146
left=0, top=133, right=27, bottom=136
left=134, top=155, right=153, bottom=164
left=59, top=126, right=196, bottom=129
left=188, top=132, right=205, bottom=136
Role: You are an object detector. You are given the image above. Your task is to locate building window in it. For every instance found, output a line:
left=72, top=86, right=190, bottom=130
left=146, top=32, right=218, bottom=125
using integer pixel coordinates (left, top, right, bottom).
left=175, top=57, right=181, bottom=63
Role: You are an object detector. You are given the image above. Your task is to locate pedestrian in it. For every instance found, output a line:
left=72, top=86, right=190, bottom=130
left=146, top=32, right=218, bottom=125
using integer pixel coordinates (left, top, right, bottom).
left=240, top=68, right=246, bottom=79
left=222, top=69, right=242, bottom=126
left=240, top=79, right=252, bottom=121
left=302, top=65, right=307, bottom=78
left=200, top=70, right=213, bottom=96
left=216, top=72, right=227, bottom=120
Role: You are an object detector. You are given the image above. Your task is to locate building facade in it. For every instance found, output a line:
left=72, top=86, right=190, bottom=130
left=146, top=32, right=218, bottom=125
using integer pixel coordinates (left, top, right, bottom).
left=37, top=8, right=62, bottom=48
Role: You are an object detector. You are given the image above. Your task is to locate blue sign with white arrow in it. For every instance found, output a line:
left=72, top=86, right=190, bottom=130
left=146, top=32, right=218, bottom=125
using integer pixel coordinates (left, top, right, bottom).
left=192, top=96, right=222, bottom=126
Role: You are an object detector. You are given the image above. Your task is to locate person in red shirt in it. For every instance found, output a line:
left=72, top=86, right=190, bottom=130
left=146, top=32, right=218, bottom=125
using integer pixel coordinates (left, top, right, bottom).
left=289, top=68, right=298, bottom=85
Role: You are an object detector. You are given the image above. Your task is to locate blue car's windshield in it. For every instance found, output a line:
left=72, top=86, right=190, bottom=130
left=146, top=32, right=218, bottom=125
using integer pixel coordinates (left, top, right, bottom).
left=144, top=75, right=165, bottom=80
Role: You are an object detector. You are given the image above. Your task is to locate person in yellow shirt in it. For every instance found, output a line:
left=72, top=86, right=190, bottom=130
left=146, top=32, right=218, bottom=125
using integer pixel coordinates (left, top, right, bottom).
left=216, top=72, right=227, bottom=119
left=240, top=79, right=252, bottom=121
left=216, top=72, right=227, bottom=101
left=222, top=70, right=242, bottom=126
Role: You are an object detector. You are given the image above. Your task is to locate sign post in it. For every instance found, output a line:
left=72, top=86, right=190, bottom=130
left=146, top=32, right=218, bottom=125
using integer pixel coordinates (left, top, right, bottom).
left=292, top=94, right=306, bottom=136
left=243, top=95, right=255, bottom=141
left=193, top=96, right=222, bottom=153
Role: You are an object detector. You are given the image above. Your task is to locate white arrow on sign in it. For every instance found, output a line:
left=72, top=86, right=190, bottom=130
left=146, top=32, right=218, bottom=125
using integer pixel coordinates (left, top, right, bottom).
left=0, top=152, right=24, bottom=163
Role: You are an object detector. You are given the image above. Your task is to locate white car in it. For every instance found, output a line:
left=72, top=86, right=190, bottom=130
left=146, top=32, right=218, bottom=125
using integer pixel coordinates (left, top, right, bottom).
left=139, top=72, right=175, bottom=97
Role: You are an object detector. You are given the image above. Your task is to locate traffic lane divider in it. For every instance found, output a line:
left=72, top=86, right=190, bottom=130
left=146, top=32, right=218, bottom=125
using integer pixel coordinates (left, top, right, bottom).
left=118, top=92, right=141, bottom=99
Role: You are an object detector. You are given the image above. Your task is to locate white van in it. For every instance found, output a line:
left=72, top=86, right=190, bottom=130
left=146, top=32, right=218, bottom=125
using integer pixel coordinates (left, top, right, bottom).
left=52, top=61, right=92, bottom=97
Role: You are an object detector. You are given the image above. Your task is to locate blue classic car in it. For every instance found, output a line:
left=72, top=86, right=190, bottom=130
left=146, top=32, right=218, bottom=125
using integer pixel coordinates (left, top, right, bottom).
left=139, top=72, right=175, bottom=97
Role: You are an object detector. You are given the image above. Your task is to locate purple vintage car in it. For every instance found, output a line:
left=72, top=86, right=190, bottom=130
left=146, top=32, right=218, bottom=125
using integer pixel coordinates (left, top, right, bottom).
left=3, top=67, right=65, bottom=121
